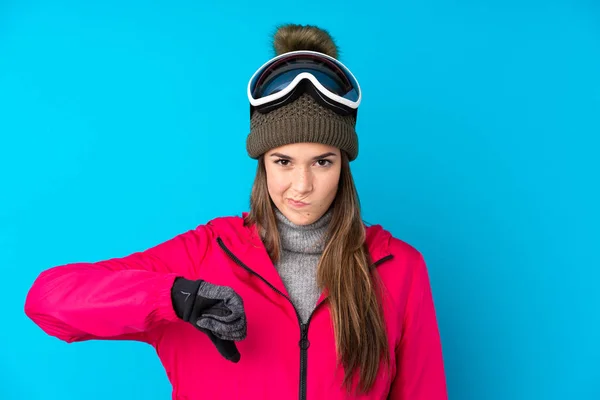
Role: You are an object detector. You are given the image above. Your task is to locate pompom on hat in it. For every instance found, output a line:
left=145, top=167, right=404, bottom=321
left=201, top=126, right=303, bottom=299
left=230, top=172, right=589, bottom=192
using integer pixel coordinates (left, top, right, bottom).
left=246, top=24, right=360, bottom=161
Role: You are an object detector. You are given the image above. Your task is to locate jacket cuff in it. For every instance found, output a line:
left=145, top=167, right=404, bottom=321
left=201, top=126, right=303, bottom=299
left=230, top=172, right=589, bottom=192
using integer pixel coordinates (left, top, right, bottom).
left=154, top=274, right=183, bottom=323
left=171, top=277, right=202, bottom=321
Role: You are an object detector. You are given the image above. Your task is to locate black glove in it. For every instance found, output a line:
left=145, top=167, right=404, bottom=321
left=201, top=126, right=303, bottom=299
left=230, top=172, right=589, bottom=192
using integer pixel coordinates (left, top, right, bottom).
left=171, top=277, right=247, bottom=363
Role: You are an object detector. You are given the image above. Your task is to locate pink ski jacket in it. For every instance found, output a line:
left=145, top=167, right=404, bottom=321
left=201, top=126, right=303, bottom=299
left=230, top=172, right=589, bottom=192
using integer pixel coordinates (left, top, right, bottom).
left=25, top=213, right=448, bottom=400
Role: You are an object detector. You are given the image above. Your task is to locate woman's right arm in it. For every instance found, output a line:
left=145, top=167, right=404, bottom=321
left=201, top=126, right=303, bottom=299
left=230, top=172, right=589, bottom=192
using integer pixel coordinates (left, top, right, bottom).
left=24, top=224, right=211, bottom=344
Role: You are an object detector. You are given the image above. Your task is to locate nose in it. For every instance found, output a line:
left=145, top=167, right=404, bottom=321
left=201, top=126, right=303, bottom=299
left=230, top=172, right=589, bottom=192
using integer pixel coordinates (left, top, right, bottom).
left=291, top=166, right=313, bottom=194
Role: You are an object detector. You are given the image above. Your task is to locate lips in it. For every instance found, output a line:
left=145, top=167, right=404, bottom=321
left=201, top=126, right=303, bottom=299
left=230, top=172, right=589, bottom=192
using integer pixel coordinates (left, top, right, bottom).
left=288, top=199, right=309, bottom=207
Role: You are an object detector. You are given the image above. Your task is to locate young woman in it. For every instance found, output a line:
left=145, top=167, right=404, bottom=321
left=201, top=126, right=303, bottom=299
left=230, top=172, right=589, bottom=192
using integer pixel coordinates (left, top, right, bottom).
left=25, top=24, right=448, bottom=400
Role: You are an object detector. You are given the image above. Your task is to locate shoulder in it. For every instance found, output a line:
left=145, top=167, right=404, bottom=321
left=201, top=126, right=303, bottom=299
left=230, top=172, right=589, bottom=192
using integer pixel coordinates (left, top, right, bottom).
left=364, top=222, right=424, bottom=265
left=389, top=236, right=425, bottom=266
left=206, top=213, right=246, bottom=229
left=365, top=224, right=431, bottom=309
left=364, top=222, right=430, bottom=299
left=197, top=212, right=257, bottom=247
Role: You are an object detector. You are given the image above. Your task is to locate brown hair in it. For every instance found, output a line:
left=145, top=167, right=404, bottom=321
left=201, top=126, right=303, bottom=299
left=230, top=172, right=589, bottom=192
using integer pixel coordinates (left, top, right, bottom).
left=244, top=151, right=390, bottom=394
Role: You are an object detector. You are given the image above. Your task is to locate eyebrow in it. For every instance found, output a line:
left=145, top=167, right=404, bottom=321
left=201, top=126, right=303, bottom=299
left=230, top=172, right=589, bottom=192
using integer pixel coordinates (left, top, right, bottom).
left=269, top=152, right=338, bottom=161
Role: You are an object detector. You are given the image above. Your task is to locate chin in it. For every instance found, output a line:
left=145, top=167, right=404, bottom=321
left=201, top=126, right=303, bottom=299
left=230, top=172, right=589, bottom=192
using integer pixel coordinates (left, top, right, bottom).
left=291, top=217, right=314, bottom=226
left=284, top=208, right=320, bottom=226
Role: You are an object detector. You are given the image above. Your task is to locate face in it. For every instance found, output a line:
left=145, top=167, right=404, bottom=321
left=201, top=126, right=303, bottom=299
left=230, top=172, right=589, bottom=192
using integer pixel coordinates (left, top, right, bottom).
left=264, top=142, right=342, bottom=226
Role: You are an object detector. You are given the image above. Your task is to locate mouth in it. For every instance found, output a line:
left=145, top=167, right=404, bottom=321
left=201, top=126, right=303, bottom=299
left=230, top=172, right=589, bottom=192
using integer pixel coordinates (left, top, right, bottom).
left=287, top=199, right=309, bottom=208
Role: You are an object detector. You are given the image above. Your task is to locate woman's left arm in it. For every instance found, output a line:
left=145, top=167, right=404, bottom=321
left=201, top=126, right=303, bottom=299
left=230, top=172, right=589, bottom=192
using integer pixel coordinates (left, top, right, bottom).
left=388, top=252, right=448, bottom=399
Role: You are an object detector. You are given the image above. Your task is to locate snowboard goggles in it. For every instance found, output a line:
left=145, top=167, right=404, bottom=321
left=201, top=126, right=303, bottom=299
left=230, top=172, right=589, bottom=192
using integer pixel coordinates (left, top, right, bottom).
left=247, top=50, right=362, bottom=116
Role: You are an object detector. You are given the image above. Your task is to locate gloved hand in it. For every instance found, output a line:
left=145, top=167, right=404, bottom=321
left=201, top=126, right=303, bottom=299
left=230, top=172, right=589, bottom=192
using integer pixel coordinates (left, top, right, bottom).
left=171, top=277, right=247, bottom=363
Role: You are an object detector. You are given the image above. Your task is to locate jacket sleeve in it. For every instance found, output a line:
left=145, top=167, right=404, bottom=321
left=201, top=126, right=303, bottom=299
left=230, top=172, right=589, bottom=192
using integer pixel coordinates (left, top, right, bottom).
left=388, top=252, right=448, bottom=399
left=24, top=225, right=211, bottom=344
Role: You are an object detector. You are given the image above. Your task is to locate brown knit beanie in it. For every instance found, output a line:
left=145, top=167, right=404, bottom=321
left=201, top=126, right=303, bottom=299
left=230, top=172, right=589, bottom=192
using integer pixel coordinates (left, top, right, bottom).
left=246, top=24, right=359, bottom=161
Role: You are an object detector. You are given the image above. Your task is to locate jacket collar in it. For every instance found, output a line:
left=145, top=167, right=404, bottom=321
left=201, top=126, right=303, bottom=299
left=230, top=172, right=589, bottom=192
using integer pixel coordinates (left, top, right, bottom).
left=209, top=213, right=393, bottom=299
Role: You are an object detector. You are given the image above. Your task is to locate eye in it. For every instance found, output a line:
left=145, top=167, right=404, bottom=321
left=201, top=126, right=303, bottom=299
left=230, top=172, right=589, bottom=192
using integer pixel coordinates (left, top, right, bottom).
left=275, top=159, right=290, bottom=166
left=316, top=159, right=333, bottom=167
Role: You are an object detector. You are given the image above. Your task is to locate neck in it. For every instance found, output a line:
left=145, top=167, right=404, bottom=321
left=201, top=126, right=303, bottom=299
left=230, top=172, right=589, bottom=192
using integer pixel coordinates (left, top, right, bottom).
left=274, top=207, right=333, bottom=254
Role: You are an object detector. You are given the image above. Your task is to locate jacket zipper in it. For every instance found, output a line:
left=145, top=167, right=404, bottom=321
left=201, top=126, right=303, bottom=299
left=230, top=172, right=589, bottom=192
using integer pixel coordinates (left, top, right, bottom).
left=217, top=237, right=393, bottom=400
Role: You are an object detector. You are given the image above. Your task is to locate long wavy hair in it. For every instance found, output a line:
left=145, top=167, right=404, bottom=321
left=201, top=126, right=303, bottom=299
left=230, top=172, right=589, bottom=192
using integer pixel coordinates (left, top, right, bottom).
left=244, top=150, right=390, bottom=394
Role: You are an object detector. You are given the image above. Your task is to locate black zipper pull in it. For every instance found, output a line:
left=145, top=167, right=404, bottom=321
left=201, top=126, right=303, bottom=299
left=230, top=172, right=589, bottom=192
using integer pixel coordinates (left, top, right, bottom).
left=299, top=323, right=310, bottom=349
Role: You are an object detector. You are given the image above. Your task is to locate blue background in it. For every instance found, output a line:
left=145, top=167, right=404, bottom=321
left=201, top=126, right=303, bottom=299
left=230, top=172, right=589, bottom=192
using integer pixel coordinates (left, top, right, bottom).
left=2, top=1, right=599, bottom=399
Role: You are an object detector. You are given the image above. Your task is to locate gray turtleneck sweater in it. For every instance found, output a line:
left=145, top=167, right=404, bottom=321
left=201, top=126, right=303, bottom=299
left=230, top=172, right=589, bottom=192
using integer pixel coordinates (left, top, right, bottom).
left=274, top=207, right=332, bottom=323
